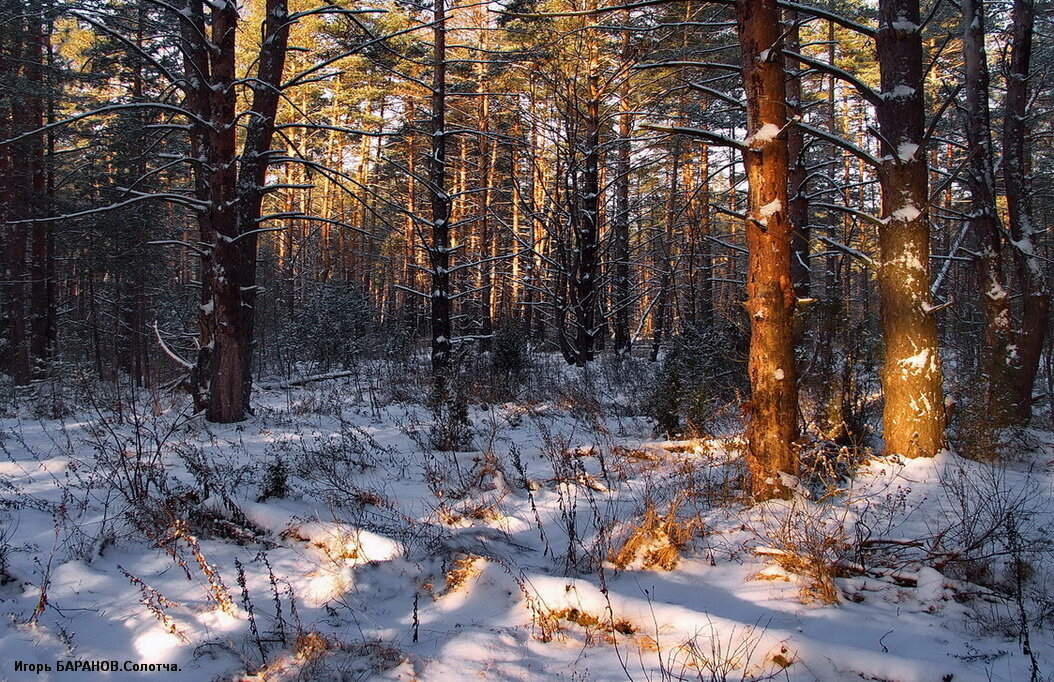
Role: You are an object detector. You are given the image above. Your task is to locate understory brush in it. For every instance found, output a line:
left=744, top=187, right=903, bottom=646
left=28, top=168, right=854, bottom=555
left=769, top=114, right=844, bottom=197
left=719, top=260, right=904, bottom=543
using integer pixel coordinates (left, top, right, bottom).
left=645, top=322, right=749, bottom=438
left=1, top=352, right=1052, bottom=680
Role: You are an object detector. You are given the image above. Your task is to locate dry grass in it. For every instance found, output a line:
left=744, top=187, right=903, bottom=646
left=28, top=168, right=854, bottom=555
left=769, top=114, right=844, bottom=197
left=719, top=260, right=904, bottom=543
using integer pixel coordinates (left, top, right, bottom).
left=662, top=625, right=794, bottom=681
left=440, top=554, right=485, bottom=595
left=241, top=632, right=333, bottom=681
left=532, top=606, right=637, bottom=645
left=753, top=499, right=852, bottom=604
left=348, top=487, right=389, bottom=508
left=609, top=496, right=704, bottom=571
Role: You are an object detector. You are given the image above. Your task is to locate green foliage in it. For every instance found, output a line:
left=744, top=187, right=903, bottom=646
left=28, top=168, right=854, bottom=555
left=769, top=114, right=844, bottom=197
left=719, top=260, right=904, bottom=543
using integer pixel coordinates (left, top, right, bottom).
left=258, top=457, right=290, bottom=502
left=489, top=322, right=529, bottom=383
left=428, top=372, right=473, bottom=452
left=646, top=322, right=749, bottom=437
left=291, top=280, right=373, bottom=369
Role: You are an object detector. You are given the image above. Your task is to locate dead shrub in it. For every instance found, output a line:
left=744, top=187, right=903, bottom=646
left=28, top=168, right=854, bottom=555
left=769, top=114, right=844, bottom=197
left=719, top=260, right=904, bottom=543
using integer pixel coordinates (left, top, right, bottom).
left=753, top=498, right=853, bottom=604
left=241, top=631, right=334, bottom=681
left=531, top=605, right=636, bottom=645
left=609, top=495, right=704, bottom=571
left=440, top=554, right=484, bottom=595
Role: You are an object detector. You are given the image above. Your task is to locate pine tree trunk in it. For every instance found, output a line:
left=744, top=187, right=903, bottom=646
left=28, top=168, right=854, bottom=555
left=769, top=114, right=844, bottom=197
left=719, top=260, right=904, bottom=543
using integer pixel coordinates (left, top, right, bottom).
left=1003, top=0, right=1047, bottom=423
left=565, top=66, right=602, bottom=366
left=650, top=150, right=679, bottom=362
left=234, top=0, right=289, bottom=413
left=962, top=0, right=1015, bottom=423
left=785, top=11, right=809, bottom=303
left=736, top=0, right=800, bottom=498
left=697, top=145, right=714, bottom=326
left=203, top=0, right=243, bottom=423
left=182, top=0, right=214, bottom=412
left=27, top=8, right=52, bottom=365
left=2, top=14, right=33, bottom=385
left=612, top=19, right=633, bottom=354
left=179, top=0, right=289, bottom=423
left=429, top=0, right=452, bottom=378
left=875, top=0, right=945, bottom=457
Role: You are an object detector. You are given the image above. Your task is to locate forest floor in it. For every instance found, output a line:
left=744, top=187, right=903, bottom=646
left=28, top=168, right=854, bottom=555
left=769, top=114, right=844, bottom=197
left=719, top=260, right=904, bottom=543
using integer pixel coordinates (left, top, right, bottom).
left=0, top=357, right=1052, bottom=681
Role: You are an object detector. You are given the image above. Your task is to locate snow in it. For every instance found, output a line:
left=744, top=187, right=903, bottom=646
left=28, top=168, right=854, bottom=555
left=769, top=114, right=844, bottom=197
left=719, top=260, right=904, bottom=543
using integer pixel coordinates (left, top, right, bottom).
left=758, top=199, right=782, bottom=220
left=891, top=204, right=922, bottom=222
left=0, top=364, right=1051, bottom=681
left=883, top=85, right=916, bottom=99
left=745, top=123, right=782, bottom=148
left=897, top=142, right=920, bottom=162
left=899, top=349, right=930, bottom=371
left=987, top=280, right=1008, bottom=300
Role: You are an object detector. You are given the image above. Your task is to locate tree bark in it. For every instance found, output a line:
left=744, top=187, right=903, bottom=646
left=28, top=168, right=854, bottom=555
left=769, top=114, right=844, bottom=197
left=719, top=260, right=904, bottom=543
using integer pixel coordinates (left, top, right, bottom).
left=962, top=0, right=1015, bottom=424
left=650, top=149, right=679, bottom=362
left=1003, top=0, right=1047, bottom=423
left=27, top=6, right=53, bottom=365
left=1, top=8, right=34, bottom=385
left=784, top=10, right=809, bottom=303
left=233, top=0, right=290, bottom=414
left=429, top=0, right=452, bottom=378
left=566, top=63, right=602, bottom=366
left=875, top=0, right=945, bottom=457
left=180, top=0, right=289, bottom=422
left=736, top=0, right=800, bottom=498
left=612, top=16, right=633, bottom=354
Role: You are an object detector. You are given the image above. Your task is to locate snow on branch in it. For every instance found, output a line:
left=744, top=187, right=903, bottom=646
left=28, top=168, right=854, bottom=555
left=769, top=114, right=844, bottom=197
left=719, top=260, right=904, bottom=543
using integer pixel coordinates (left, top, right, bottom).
left=784, top=50, right=880, bottom=105
left=636, top=61, right=741, bottom=73
left=153, top=322, right=194, bottom=370
left=642, top=125, right=747, bottom=152
left=796, top=122, right=880, bottom=168
left=812, top=202, right=885, bottom=227
left=5, top=193, right=207, bottom=225
left=70, top=11, right=183, bottom=87
left=818, top=235, right=875, bottom=267
left=779, top=1, right=876, bottom=38
left=497, top=0, right=672, bottom=19
left=0, top=103, right=207, bottom=148
left=685, top=82, right=744, bottom=108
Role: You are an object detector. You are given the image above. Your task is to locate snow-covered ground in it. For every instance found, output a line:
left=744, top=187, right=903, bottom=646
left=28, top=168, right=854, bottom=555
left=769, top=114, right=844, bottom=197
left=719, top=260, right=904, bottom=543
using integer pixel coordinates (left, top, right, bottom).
left=0, top=365, right=1051, bottom=681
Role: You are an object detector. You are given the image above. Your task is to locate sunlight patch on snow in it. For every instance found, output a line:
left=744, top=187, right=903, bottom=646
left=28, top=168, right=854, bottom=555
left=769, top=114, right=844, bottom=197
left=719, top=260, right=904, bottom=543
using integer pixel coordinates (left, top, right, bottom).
left=301, top=566, right=355, bottom=607
left=197, top=605, right=244, bottom=632
left=133, top=628, right=185, bottom=661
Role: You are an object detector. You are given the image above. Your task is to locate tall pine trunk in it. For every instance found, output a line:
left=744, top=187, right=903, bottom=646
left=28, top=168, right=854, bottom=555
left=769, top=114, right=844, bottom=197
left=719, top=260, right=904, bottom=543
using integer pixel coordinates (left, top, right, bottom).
left=181, top=0, right=289, bottom=422
left=875, top=0, right=945, bottom=457
left=1003, top=0, right=1047, bottom=423
left=429, top=0, right=452, bottom=378
left=962, top=0, right=1015, bottom=423
left=612, top=16, right=633, bottom=354
left=736, top=0, right=800, bottom=498
left=785, top=11, right=809, bottom=303
left=566, top=69, right=602, bottom=366
left=1, top=8, right=35, bottom=385
left=234, top=0, right=289, bottom=413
